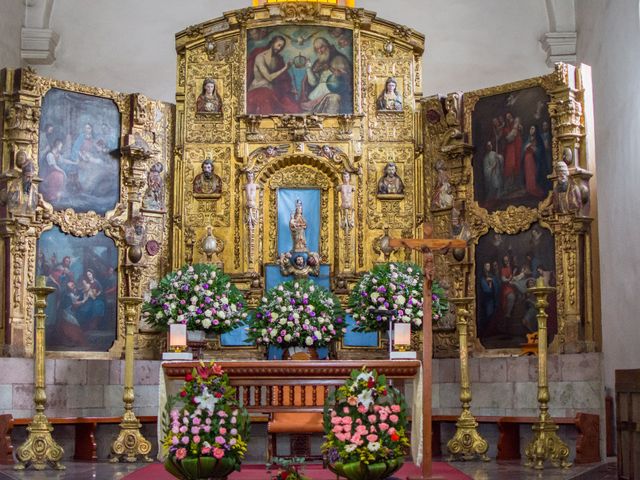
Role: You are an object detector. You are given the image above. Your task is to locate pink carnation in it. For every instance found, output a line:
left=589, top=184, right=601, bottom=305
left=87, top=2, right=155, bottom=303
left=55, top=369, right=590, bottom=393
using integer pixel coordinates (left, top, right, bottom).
left=175, top=447, right=187, bottom=460
left=391, top=405, right=401, bottom=413
left=379, top=422, right=389, bottom=431
left=201, top=446, right=211, bottom=455
left=219, top=427, right=227, bottom=435
left=389, top=414, right=399, bottom=424
left=357, top=405, right=367, bottom=414
left=366, top=434, right=378, bottom=442
left=193, top=435, right=201, bottom=444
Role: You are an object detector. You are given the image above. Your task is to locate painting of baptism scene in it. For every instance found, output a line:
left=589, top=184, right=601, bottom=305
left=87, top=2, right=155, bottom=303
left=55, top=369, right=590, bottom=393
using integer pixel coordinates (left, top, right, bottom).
left=246, top=25, right=353, bottom=115
left=0, top=0, right=611, bottom=478
left=38, top=88, right=120, bottom=214
left=37, top=227, right=118, bottom=351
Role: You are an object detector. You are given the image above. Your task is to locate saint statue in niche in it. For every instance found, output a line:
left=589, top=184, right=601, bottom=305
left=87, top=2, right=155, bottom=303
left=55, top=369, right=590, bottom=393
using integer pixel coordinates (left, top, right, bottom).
left=338, top=171, right=355, bottom=230
left=245, top=170, right=259, bottom=228
left=193, top=158, right=222, bottom=197
left=289, top=198, right=308, bottom=252
left=377, top=162, right=405, bottom=196
left=552, top=157, right=582, bottom=214
left=196, top=78, right=222, bottom=114
left=142, top=162, right=165, bottom=211
left=376, top=77, right=403, bottom=112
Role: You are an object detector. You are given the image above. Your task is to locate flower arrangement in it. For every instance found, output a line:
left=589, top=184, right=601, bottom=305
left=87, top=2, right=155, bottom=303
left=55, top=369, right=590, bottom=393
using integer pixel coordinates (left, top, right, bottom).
left=322, top=369, right=410, bottom=480
left=142, top=263, right=247, bottom=333
left=163, top=362, right=250, bottom=479
left=245, top=279, right=346, bottom=349
left=348, top=262, right=449, bottom=332
left=268, top=457, right=311, bottom=480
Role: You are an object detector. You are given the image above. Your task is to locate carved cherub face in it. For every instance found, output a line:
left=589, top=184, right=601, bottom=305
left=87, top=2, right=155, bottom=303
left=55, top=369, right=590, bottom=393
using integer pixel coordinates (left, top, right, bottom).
left=342, top=172, right=350, bottom=183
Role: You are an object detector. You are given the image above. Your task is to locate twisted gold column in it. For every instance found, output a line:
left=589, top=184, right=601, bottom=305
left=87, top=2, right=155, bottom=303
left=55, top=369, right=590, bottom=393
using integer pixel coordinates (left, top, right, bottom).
left=110, top=297, right=152, bottom=463
left=524, top=278, right=571, bottom=469
left=446, top=297, right=489, bottom=461
left=15, top=276, right=65, bottom=470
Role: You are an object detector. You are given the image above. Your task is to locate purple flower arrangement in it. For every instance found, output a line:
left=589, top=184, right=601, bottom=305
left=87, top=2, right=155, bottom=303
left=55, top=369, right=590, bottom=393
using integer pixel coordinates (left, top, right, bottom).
left=142, top=263, right=247, bottom=334
left=246, top=279, right=346, bottom=348
left=348, top=262, right=449, bottom=332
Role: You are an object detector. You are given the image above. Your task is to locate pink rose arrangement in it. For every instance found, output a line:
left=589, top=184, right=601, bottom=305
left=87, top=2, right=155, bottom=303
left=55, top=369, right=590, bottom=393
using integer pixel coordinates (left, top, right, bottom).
left=322, top=368, right=409, bottom=470
left=163, top=362, right=250, bottom=478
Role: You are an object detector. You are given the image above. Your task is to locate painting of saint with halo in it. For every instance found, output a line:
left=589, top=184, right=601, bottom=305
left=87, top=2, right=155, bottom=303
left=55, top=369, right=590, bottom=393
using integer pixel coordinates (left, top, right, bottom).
left=246, top=25, right=353, bottom=115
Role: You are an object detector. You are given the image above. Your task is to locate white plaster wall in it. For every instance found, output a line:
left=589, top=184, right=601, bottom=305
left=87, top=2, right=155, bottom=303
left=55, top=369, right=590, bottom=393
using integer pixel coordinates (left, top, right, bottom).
left=37, top=0, right=552, bottom=102
left=361, top=0, right=552, bottom=95
left=576, top=0, right=640, bottom=392
left=0, top=0, right=25, bottom=69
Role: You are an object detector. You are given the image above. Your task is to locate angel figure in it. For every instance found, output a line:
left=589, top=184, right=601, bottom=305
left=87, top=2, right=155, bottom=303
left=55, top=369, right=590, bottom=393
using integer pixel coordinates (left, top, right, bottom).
left=308, top=143, right=345, bottom=161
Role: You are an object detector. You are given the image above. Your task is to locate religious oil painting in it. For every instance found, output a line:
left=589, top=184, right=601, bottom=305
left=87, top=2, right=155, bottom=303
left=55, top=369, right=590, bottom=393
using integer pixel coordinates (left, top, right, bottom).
left=37, top=227, right=118, bottom=352
left=38, top=88, right=121, bottom=214
left=475, top=224, right=557, bottom=349
left=471, top=86, right=553, bottom=212
left=246, top=25, right=353, bottom=115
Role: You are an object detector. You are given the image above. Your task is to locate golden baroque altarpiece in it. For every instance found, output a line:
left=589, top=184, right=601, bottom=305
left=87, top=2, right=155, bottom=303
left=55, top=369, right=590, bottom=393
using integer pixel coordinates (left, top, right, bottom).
left=0, top=3, right=598, bottom=360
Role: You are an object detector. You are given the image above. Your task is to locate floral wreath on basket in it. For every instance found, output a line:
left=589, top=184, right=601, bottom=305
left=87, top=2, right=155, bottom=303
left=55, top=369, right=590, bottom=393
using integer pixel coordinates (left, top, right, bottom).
left=348, top=262, right=449, bottom=332
left=163, top=362, right=250, bottom=478
left=322, top=368, right=410, bottom=475
left=142, top=263, right=247, bottom=334
left=245, top=279, right=346, bottom=348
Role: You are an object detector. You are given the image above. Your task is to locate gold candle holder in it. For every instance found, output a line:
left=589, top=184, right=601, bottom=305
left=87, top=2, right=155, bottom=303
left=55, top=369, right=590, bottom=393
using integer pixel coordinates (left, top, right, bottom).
left=15, top=276, right=65, bottom=471
left=446, top=297, right=489, bottom=462
left=524, top=278, right=571, bottom=469
left=110, top=296, right=153, bottom=463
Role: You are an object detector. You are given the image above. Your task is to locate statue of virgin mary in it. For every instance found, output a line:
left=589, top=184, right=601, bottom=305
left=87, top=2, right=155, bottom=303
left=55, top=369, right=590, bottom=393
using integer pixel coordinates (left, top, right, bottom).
left=289, top=199, right=308, bottom=252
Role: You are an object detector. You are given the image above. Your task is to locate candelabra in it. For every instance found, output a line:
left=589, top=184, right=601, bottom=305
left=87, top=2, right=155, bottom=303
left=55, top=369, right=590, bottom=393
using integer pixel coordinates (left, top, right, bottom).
left=15, top=276, right=65, bottom=470
left=110, top=297, right=153, bottom=462
left=524, top=278, right=571, bottom=469
left=446, top=297, right=489, bottom=461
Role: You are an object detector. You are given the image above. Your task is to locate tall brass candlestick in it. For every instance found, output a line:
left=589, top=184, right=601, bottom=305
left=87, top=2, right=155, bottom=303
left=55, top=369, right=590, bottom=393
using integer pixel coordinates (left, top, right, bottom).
left=524, top=278, right=571, bottom=469
left=15, top=276, right=65, bottom=470
left=446, top=297, right=489, bottom=461
left=110, top=296, right=152, bottom=463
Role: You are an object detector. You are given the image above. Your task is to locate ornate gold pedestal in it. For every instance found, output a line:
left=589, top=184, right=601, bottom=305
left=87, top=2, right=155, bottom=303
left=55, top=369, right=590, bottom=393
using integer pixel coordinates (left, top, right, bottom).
left=446, top=297, right=489, bottom=462
left=110, top=297, right=153, bottom=463
left=524, top=279, right=571, bottom=469
left=15, top=276, right=64, bottom=471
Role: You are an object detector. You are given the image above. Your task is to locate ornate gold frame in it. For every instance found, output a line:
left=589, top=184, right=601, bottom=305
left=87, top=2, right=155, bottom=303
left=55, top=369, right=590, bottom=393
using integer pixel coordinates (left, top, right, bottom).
left=172, top=3, right=424, bottom=359
left=423, top=64, right=598, bottom=357
left=0, top=69, right=174, bottom=358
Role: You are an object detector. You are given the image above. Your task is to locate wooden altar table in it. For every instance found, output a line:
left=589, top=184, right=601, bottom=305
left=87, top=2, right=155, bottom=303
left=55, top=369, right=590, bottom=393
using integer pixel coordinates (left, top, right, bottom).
left=158, top=360, right=423, bottom=462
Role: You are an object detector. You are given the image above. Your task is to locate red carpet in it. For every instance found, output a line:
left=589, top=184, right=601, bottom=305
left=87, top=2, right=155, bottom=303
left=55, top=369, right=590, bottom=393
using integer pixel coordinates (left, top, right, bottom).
left=124, top=462, right=471, bottom=479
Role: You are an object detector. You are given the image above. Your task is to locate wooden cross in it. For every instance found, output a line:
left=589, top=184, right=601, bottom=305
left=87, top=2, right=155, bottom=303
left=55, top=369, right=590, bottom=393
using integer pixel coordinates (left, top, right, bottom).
left=389, top=223, right=467, bottom=480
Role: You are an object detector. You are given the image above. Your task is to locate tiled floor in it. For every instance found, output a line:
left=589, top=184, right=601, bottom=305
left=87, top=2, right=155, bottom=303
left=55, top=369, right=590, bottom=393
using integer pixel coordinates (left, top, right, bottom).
left=0, top=460, right=616, bottom=480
